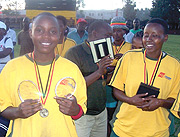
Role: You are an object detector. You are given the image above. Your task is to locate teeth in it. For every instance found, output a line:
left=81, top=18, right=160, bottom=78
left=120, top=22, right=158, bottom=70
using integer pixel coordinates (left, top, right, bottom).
left=146, top=45, right=153, bottom=47
left=42, top=43, right=50, bottom=45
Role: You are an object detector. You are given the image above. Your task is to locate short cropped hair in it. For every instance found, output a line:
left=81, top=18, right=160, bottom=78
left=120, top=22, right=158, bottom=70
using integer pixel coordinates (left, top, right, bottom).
left=33, top=12, right=56, bottom=23
left=88, top=21, right=110, bottom=35
left=133, top=18, right=140, bottom=22
left=56, top=15, right=67, bottom=26
left=147, top=18, right=168, bottom=34
left=134, top=31, right=144, bottom=38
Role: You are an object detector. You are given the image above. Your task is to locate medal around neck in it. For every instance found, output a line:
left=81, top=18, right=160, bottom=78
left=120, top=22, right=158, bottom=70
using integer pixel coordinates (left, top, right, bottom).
left=102, top=80, right=106, bottom=87
left=55, top=77, right=76, bottom=99
left=40, top=108, right=49, bottom=117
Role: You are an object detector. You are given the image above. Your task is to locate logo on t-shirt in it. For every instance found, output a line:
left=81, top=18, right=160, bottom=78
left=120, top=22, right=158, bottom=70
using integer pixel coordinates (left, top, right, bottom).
left=158, top=72, right=171, bottom=80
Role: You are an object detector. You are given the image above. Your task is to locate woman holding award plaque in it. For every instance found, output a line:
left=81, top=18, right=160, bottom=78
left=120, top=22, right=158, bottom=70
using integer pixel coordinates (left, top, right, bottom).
left=0, top=12, right=87, bottom=137
left=109, top=18, right=180, bottom=137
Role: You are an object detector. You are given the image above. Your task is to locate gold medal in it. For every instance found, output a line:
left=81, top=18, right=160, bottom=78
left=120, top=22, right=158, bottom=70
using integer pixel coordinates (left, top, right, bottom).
left=102, top=80, right=106, bottom=87
left=40, top=108, right=49, bottom=118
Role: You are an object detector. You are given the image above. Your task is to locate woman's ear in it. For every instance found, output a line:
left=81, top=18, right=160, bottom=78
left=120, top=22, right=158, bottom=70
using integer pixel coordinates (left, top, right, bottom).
left=164, top=34, right=168, bottom=42
left=92, top=30, right=97, bottom=38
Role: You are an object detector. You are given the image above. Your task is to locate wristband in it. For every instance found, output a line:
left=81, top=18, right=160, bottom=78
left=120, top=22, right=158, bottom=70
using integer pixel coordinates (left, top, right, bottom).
left=71, top=104, right=83, bottom=120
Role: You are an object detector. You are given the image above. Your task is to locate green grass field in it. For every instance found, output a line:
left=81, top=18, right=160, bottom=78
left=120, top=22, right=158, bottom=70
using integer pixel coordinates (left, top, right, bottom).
left=162, top=35, right=180, bottom=60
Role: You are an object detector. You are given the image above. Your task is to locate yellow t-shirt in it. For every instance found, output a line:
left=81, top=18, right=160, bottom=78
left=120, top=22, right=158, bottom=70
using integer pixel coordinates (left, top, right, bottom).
left=109, top=49, right=180, bottom=137
left=0, top=54, right=87, bottom=137
left=111, top=41, right=132, bottom=66
left=55, top=37, right=76, bottom=57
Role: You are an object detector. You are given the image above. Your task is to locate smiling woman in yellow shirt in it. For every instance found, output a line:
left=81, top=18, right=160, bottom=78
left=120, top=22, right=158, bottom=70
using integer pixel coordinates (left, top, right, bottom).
left=109, top=18, right=180, bottom=137
left=0, top=12, right=87, bottom=137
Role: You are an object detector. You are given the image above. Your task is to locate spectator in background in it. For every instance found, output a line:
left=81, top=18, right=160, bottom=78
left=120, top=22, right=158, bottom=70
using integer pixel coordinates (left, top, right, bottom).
left=65, top=21, right=113, bottom=137
left=126, top=20, right=133, bottom=30
left=123, top=19, right=134, bottom=43
left=106, top=16, right=132, bottom=137
left=18, top=17, right=34, bottom=56
left=0, top=21, right=13, bottom=72
left=110, top=16, right=132, bottom=64
left=4, top=18, right=17, bottom=59
left=69, top=17, right=75, bottom=28
left=67, top=18, right=88, bottom=45
left=54, top=15, right=76, bottom=57
left=130, top=18, right=142, bottom=35
left=131, top=31, right=144, bottom=49
left=0, top=21, right=13, bottom=137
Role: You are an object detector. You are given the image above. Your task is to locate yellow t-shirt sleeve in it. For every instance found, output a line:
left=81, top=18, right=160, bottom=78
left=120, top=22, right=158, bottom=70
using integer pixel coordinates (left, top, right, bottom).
left=73, top=65, right=87, bottom=114
left=109, top=53, right=129, bottom=91
left=168, top=64, right=180, bottom=99
left=0, top=63, right=14, bottom=112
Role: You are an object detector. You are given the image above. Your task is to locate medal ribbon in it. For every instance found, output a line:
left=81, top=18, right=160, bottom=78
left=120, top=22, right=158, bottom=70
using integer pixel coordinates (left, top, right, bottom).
left=143, top=50, right=162, bottom=86
left=32, top=52, right=55, bottom=105
left=114, top=41, right=125, bottom=54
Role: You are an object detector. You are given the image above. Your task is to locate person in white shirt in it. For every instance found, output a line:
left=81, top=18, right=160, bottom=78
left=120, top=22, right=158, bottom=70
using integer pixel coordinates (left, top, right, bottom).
left=0, top=21, right=13, bottom=72
left=4, top=19, right=17, bottom=58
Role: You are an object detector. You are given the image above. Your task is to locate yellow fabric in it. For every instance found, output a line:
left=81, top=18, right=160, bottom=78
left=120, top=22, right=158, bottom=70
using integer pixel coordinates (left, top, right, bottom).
left=0, top=55, right=87, bottom=137
left=55, top=37, right=76, bottom=57
left=111, top=42, right=132, bottom=66
left=171, top=90, right=180, bottom=112
left=26, top=10, right=76, bottom=20
left=112, top=42, right=132, bottom=55
left=109, top=49, right=180, bottom=137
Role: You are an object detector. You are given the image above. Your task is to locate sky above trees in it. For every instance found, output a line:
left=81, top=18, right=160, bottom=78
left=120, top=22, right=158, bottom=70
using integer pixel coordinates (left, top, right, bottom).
left=0, top=0, right=153, bottom=10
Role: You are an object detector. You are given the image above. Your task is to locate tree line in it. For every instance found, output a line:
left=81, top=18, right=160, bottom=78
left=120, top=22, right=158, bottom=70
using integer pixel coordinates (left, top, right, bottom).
left=123, top=0, right=180, bottom=30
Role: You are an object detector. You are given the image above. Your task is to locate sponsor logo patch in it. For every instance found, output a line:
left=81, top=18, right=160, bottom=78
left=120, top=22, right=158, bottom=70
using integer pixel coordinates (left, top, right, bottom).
left=158, top=72, right=171, bottom=80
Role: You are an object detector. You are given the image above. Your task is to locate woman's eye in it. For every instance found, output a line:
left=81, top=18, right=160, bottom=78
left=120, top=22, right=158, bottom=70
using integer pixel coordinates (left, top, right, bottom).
left=50, top=30, right=57, bottom=35
left=35, top=28, right=43, bottom=34
left=152, top=34, right=159, bottom=38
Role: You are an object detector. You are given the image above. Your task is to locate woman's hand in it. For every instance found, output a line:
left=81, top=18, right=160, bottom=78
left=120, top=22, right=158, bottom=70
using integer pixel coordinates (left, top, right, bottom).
left=54, top=95, right=79, bottom=116
left=17, top=99, right=42, bottom=118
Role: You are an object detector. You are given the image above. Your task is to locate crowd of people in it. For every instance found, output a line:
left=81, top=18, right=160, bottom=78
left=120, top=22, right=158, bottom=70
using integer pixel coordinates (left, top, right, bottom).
left=0, top=12, right=180, bottom=137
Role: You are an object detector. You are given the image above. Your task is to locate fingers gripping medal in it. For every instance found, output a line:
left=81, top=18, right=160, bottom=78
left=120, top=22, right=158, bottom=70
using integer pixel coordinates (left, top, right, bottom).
left=55, top=77, right=76, bottom=99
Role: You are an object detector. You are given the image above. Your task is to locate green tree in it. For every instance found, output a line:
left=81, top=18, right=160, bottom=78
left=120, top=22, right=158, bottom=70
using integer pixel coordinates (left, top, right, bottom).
left=76, top=0, right=85, bottom=10
left=122, top=0, right=136, bottom=20
left=136, top=8, right=151, bottom=21
left=150, top=0, right=180, bottom=29
left=2, top=9, right=17, bottom=16
left=1, top=0, right=21, bottom=21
